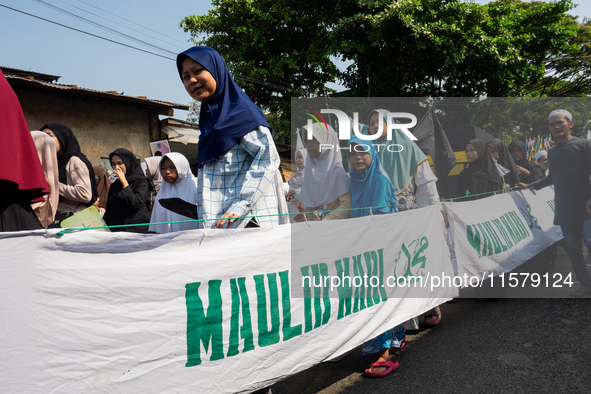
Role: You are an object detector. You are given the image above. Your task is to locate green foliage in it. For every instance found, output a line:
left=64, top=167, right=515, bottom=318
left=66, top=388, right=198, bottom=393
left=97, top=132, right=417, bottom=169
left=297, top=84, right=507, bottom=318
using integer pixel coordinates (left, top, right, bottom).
left=432, top=97, right=590, bottom=142
left=332, top=0, right=578, bottom=97
left=186, top=100, right=201, bottom=123
left=181, top=0, right=590, bottom=141
left=181, top=0, right=339, bottom=140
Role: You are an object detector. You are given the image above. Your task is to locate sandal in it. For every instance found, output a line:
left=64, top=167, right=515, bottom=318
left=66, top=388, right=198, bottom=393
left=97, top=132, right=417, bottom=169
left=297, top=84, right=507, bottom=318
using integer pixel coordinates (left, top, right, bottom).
left=425, top=306, right=441, bottom=326
left=364, top=360, right=399, bottom=378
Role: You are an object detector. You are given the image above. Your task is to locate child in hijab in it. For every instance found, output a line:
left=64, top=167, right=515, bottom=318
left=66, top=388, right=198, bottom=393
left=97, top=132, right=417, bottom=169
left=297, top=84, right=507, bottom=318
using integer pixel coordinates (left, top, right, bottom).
left=0, top=71, right=47, bottom=231
left=299, top=123, right=351, bottom=220
left=535, top=150, right=549, bottom=176
left=457, top=139, right=504, bottom=200
left=286, top=149, right=307, bottom=222
left=103, top=149, right=153, bottom=233
left=30, top=131, right=59, bottom=229
left=348, top=136, right=397, bottom=217
left=486, top=139, right=520, bottom=187
left=366, top=109, right=444, bottom=326
left=347, top=136, right=401, bottom=377
left=177, top=46, right=281, bottom=229
left=508, top=140, right=545, bottom=183
left=149, top=152, right=199, bottom=234
left=41, top=122, right=98, bottom=222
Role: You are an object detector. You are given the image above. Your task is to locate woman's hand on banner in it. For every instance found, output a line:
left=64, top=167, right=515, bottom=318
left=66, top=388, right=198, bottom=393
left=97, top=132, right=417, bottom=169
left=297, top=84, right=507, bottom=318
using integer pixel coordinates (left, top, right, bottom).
left=215, top=213, right=238, bottom=228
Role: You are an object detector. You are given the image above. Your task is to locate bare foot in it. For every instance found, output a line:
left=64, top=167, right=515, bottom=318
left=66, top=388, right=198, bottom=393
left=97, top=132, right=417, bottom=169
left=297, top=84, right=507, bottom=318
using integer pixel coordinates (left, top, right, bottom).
left=368, top=350, right=394, bottom=373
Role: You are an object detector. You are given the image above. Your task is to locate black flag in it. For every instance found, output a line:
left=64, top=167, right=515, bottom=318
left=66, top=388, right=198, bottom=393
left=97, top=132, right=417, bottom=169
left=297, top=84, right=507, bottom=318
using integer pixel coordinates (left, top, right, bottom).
left=413, top=109, right=457, bottom=178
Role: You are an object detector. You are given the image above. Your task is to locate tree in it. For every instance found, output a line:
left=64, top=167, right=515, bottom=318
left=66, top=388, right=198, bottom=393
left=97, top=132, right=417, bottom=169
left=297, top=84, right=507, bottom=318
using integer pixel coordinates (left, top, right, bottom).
left=186, top=100, right=200, bottom=123
left=331, top=0, right=579, bottom=97
left=526, top=15, right=591, bottom=97
left=180, top=0, right=590, bottom=138
left=180, top=0, right=339, bottom=140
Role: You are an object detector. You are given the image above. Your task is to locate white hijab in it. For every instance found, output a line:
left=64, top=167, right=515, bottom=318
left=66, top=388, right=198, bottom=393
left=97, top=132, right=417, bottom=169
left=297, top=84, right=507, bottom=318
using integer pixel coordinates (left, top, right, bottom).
left=149, top=152, right=199, bottom=234
left=299, top=123, right=350, bottom=207
left=288, top=149, right=307, bottom=190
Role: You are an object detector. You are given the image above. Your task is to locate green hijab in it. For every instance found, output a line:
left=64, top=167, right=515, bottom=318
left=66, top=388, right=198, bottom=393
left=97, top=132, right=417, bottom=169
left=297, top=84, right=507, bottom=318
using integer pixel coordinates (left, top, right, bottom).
left=365, top=109, right=428, bottom=195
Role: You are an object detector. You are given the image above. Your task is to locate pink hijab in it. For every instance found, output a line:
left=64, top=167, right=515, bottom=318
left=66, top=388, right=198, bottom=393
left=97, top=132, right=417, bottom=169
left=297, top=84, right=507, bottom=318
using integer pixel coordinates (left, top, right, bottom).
left=30, top=131, right=59, bottom=228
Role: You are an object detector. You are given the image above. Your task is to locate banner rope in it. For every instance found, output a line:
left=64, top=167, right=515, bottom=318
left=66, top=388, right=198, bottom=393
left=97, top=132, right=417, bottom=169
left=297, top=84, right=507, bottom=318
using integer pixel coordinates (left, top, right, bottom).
left=55, top=186, right=516, bottom=236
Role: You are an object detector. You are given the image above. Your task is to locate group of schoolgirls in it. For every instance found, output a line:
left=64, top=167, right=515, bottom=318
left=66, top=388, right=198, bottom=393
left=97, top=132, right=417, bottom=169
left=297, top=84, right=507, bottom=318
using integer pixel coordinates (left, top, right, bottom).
left=4, top=46, right=282, bottom=235
left=287, top=109, right=446, bottom=378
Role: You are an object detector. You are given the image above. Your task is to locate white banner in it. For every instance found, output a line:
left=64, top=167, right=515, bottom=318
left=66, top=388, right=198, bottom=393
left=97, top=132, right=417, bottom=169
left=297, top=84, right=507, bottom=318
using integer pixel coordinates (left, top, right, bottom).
left=450, top=187, right=562, bottom=279
left=0, top=190, right=562, bottom=393
left=0, top=205, right=451, bottom=394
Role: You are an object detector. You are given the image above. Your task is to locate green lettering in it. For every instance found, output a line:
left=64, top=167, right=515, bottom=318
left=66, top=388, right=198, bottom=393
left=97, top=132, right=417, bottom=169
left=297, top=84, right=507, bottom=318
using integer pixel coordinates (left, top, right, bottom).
left=185, top=280, right=224, bottom=367
left=500, top=214, right=519, bottom=244
left=547, top=200, right=555, bottom=213
left=402, top=243, right=414, bottom=277
left=278, top=271, right=302, bottom=341
left=254, top=273, right=280, bottom=347
left=467, top=224, right=483, bottom=258
left=363, top=252, right=375, bottom=308
left=477, top=223, right=493, bottom=256
left=300, top=266, right=313, bottom=333
left=509, top=211, right=530, bottom=240
left=376, top=249, right=388, bottom=302
left=483, top=222, right=502, bottom=254
left=334, top=258, right=352, bottom=319
left=492, top=218, right=513, bottom=250
left=352, top=254, right=366, bottom=312
left=412, top=237, right=429, bottom=272
left=228, top=278, right=254, bottom=357
left=310, top=264, right=331, bottom=328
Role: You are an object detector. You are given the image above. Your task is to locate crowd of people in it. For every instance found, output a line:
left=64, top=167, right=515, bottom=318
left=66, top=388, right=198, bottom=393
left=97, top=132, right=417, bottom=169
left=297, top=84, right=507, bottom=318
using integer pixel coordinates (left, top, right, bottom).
left=2, top=46, right=591, bottom=385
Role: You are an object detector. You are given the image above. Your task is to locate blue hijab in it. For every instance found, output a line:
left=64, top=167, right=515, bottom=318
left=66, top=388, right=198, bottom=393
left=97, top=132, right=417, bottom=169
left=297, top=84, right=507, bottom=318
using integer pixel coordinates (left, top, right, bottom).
left=176, top=46, right=269, bottom=168
left=347, top=136, right=398, bottom=218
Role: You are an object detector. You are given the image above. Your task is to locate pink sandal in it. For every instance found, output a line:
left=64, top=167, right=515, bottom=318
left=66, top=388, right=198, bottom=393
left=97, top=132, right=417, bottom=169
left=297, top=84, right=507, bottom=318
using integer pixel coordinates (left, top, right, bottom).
left=364, top=360, right=400, bottom=378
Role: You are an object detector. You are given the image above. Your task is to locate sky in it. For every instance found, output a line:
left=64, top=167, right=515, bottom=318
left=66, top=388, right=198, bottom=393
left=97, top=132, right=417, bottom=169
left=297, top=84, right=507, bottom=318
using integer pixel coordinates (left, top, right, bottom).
left=2, top=0, right=591, bottom=121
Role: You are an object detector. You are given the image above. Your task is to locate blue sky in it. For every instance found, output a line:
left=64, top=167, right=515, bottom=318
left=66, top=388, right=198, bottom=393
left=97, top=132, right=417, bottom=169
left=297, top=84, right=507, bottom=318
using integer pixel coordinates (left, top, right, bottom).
left=2, top=0, right=591, bottom=121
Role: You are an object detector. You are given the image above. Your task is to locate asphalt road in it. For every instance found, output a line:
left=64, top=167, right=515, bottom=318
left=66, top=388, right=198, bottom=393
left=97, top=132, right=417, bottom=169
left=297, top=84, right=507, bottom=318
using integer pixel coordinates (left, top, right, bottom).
left=268, top=245, right=591, bottom=394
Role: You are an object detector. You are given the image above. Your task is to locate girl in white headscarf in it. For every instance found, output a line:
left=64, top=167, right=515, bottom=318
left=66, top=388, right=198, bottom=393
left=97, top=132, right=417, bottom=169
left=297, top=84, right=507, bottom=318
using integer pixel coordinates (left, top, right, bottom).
left=286, top=149, right=307, bottom=222
left=299, top=123, right=351, bottom=221
left=149, top=152, right=199, bottom=233
left=535, top=150, right=549, bottom=176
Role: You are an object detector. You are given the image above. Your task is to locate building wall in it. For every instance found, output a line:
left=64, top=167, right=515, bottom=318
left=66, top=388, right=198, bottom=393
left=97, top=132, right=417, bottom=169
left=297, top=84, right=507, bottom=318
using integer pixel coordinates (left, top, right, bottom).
left=12, top=85, right=159, bottom=166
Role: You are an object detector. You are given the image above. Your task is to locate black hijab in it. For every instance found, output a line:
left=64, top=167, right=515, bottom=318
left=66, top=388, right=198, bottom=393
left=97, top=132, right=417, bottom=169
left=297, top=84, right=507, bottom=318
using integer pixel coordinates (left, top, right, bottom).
left=41, top=122, right=98, bottom=205
left=462, top=139, right=503, bottom=186
left=508, top=140, right=538, bottom=171
left=105, top=149, right=153, bottom=232
left=109, top=148, right=149, bottom=185
left=486, top=139, right=520, bottom=187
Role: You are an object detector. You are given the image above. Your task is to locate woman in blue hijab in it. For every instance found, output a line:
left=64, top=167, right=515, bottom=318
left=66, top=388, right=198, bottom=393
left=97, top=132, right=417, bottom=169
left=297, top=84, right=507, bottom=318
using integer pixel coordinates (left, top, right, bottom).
left=176, top=46, right=282, bottom=229
left=348, top=136, right=397, bottom=217
left=347, top=136, right=401, bottom=377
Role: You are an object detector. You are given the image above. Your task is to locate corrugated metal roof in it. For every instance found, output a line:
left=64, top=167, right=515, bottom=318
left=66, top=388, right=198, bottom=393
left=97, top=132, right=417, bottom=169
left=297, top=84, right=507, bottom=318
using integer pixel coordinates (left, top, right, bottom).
left=162, top=125, right=200, bottom=145
left=3, top=67, right=190, bottom=113
left=1, top=66, right=60, bottom=83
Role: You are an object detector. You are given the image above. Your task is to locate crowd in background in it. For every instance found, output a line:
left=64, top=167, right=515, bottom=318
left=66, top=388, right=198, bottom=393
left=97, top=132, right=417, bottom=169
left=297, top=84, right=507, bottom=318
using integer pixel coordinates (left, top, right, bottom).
left=2, top=45, right=590, bottom=385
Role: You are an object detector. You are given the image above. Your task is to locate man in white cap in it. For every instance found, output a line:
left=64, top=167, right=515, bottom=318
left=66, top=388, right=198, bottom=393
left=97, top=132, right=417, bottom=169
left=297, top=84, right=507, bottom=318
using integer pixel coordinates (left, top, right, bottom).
left=534, top=150, right=549, bottom=176
left=516, top=109, right=591, bottom=297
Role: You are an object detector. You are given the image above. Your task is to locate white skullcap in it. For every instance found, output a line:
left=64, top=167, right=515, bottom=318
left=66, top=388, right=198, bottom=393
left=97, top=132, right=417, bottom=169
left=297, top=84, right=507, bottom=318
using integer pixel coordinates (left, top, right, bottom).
left=534, top=150, right=547, bottom=161
left=548, top=109, right=572, bottom=121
